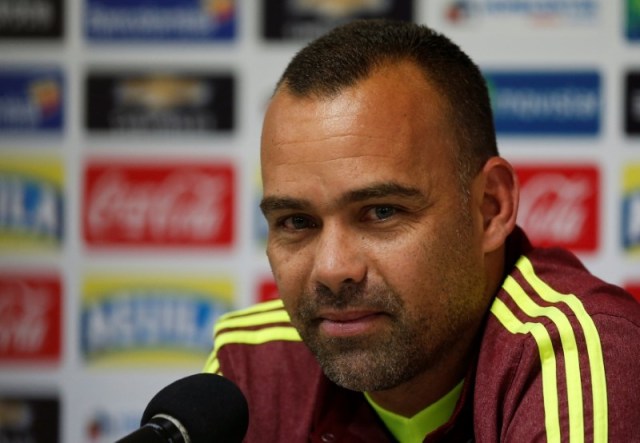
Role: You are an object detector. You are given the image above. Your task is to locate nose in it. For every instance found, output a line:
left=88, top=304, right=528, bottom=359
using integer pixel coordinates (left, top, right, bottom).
left=311, top=222, right=367, bottom=295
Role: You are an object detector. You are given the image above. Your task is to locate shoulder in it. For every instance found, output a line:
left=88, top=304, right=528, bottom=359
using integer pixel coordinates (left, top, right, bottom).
left=487, top=248, right=640, bottom=359
left=498, top=248, right=640, bottom=329
left=203, top=300, right=325, bottom=441
left=204, top=299, right=307, bottom=375
left=475, top=249, right=640, bottom=441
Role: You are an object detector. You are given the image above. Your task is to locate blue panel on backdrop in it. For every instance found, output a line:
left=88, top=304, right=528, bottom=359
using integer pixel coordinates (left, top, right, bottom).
left=85, top=0, right=236, bottom=41
left=0, top=68, right=64, bottom=132
left=484, top=71, right=601, bottom=136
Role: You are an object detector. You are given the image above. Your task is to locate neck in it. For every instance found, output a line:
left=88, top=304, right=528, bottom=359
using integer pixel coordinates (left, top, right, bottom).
left=366, top=319, right=480, bottom=417
left=368, top=245, right=506, bottom=417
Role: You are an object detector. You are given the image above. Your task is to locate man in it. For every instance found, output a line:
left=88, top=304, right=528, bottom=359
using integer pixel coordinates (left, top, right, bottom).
left=204, top=20, right=640, bottom=442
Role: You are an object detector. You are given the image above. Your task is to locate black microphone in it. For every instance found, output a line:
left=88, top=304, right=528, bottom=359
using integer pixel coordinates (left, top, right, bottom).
left=115, top=373, right=249, bottom=443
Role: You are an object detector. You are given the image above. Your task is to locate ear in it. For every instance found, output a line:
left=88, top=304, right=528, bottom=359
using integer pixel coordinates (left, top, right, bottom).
left=479, top=156, right=519, bottom=253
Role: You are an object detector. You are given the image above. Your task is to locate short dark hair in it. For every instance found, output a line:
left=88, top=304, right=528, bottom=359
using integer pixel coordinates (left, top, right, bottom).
left=275, top=19, right=498, bottom=189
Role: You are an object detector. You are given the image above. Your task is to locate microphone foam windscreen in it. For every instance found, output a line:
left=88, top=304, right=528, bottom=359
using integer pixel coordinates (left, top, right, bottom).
left=141, top=373, right=249, bottom=443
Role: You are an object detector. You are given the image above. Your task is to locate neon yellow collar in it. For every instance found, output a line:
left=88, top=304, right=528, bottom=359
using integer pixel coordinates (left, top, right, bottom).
left=364, top=380, right=464, bottom=443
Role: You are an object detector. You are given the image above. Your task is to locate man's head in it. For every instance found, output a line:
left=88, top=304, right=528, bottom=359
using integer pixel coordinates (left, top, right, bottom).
left=276, top=19, right=498, bottom=191
left=259, top=20, right=518, bottom=408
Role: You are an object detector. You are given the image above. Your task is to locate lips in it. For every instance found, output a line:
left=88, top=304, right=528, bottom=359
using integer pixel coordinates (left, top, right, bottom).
left=316, top=310, right=387, bottom=337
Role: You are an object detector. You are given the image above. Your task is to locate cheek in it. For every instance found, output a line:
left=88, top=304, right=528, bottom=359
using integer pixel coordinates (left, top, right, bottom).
left=375, top=227, right=464, bottom=300
left=267, top=245, right=311, bottom=303
left=374, top=227, right=440, bottom=273
left=371, top=237, right=439, bottom=299
left=378, top=245, right=426, bottom=284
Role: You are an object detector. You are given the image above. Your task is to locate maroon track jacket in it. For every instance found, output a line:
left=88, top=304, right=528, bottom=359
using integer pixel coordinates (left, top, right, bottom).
left=205, top=227, right=640, bottom=442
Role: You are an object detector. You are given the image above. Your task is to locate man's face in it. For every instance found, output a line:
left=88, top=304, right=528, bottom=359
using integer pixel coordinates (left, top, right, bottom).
left=260, top=62, right=490, bottom=393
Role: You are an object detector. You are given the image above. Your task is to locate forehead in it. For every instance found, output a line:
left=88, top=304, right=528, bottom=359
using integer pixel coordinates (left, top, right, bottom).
left=260, top=62, right=456, bottom=199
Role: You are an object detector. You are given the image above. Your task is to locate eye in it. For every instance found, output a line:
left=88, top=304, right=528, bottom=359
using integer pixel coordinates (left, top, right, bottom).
left=364, top=205, right=397, bottom=221
left=280, top=214, right=317, bottom=230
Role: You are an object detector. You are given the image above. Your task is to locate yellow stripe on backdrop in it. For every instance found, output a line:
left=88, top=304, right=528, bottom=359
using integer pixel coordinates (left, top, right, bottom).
left=0, top=154, right=64, bottom=185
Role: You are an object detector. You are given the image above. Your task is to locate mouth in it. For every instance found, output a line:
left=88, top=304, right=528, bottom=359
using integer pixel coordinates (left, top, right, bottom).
left=316, top=310, right=389, bottom=338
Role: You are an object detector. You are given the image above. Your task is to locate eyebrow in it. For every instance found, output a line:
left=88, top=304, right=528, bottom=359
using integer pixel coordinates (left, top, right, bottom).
left=259, top=182, right=426, bottom=216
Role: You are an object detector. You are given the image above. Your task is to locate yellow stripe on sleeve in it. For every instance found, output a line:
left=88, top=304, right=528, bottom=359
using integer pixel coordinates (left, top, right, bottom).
left=203, top=300, right=292, bottom=376
left=203, top=351, right=221, bottom=375
left=503, top=275, right=584, bottom=443
left=516, top=256, right=607, bottom=442
left=203, top=326, right=302, bottom=375
left=491, top=298, right=561, bottom=442
left=214, top=326, right=301, bottom=348
left=214, top=309, right=292, bottom=336
left=217, top=299, right=285, bottom=323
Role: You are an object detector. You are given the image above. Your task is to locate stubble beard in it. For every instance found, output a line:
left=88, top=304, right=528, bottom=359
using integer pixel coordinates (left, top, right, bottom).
left=291, top=283, right=445, bottom=393
left=289, top=217, right=486, bottom=394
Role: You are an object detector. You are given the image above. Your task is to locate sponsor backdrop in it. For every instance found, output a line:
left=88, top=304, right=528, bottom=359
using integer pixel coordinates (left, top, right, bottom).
left=0, top=0, right=638, bottom=441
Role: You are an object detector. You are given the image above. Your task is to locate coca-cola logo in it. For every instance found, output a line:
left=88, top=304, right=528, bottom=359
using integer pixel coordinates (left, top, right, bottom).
left=83, top=162, right=234, bottom=247
left=516, top=165, right=599, bottom=252
left=0, top=275, right=61, bottom=362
